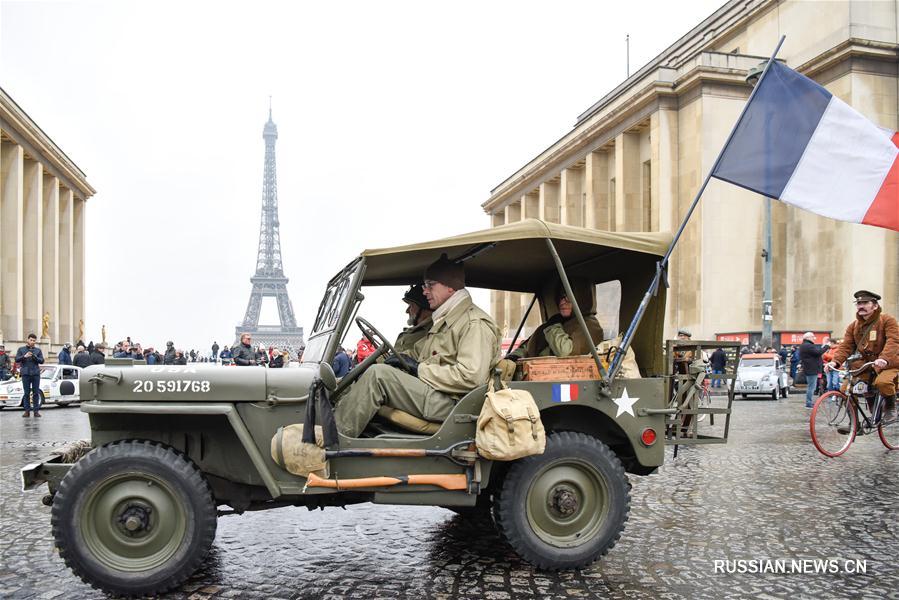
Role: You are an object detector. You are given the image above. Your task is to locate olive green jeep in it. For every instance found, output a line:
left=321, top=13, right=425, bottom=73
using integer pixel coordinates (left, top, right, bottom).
left=22, top=219, right=732, bottom=596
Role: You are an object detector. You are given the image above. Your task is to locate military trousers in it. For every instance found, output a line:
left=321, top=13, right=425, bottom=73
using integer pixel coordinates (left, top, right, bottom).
left=334, top=364, right=456, bottom=437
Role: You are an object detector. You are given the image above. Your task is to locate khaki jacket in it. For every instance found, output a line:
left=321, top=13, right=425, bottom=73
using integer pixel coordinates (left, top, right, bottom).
left=394, top=317, right=432, bottom=355
left=414, top=290, right=500, bottom=398
left=832, top=308, right=899, bottom=370
left=520, top=315, right=604, bottom=358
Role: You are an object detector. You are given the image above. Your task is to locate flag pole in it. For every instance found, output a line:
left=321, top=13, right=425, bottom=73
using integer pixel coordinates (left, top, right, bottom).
left=608, top=35, right=786, bottom=380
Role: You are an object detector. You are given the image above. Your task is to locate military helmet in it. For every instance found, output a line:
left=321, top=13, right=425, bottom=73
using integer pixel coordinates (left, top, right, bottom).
left=402, top=284, right=430, bottom=311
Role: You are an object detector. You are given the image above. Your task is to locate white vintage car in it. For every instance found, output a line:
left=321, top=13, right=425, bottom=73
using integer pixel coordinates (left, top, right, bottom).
left=734, top=353, right=790, bottom=400
left=0, top=364, right=81, bottom=408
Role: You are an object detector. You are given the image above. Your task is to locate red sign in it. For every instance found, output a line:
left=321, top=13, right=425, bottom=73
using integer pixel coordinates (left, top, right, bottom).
left=779, top=331, right=830, bottom=345
left=716, top=333, right=749, bottom=344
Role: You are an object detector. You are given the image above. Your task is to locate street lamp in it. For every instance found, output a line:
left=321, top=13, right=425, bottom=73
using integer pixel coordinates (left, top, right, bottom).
left=746, top=61, right=773, bottom=349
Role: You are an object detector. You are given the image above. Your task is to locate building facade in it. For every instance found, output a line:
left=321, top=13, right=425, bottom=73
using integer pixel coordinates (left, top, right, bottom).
left=483, top=0, right=899, bottom=346
left=1, top=87, right=95, bottom=358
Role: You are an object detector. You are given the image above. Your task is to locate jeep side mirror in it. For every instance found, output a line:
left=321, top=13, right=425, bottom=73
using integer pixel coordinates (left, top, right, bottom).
left=318, top=362, right=338, bottom=392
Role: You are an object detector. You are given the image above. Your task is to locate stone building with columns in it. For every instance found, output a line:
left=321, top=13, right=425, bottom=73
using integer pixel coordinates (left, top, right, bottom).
left=1, top=87, right=95, bottom=359
left=483, top=0, right=899, bottom=347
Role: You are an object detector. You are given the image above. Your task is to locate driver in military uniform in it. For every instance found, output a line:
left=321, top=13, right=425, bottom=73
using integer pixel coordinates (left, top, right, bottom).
left=394, top=284, right=433, bottom=355
left=335, top=254, right=500, bottom=437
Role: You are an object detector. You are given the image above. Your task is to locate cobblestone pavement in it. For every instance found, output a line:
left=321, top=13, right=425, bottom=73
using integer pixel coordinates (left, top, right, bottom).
left=1, top=394, right=897, bottom=600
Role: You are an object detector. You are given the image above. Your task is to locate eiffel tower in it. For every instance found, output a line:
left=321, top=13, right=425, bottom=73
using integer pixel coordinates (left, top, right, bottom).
left=235, top=106, right=304, bottom=350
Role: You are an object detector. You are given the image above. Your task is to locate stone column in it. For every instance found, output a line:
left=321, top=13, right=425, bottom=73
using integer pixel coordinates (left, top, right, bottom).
left=490, top=211, right=505, bottom=329
left=585, top=151, right=609, bottom=230
left=539, top=180, right=560, bottom=223
left=521, top=192, right=539, bottom=220
left=42, top=175, right=60, bottom=341
left=1, top=141, right=24, bottom=343
left=650, top=109, right=678, bottom=233
left=73, top=196, right=86, bottom=344
left=614, top=132, right=641, bottom=231
left=23, top=159, right=43, bottom=338
left=504, top=201, right=523, bottom=335
left=519, top=191, right=540, bottom=334
left=59, top=186, right=74, bottom=345
left=560, top=167, right=584, bottom=226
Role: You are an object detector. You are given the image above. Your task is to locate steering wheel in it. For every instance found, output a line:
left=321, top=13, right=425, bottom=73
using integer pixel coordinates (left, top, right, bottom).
left=332, top=317, right=398, bottom=399
left=356, top=316, right=397, bottom=359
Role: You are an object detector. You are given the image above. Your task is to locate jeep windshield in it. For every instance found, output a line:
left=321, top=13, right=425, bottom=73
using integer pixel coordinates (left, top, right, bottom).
left=303, top=258, right=365, bottom=363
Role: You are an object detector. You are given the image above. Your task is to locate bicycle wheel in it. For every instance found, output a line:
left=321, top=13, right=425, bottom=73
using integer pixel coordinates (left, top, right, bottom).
left=877, top=400, right=899, bottom=450
left=696, top=387, right=712, bottom=423
left=810, top=391, right=856, bottom=457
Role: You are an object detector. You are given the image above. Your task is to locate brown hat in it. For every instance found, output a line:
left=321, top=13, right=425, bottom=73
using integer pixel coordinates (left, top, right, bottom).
left=423, top=253, right=465, bottom=290
left=853, top=290, right=881, bottom=302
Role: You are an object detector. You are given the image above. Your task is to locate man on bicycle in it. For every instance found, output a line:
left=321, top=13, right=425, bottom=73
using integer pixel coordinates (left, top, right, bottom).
left=826, top=290, right=899, bottom=422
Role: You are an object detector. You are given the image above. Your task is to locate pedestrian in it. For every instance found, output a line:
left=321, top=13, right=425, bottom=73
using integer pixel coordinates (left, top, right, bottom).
left=232, top=333, right=256, bottom=366
left=332, top=346, right=351, bottom=377
left=709, top=347, right=727, bottom=388
left=58, top=343, right=73, bottom=365
left=91, top=343, right=107, bottom=365
left=73, top=344, right=92, bottom=368
left=163, top=341, right=176, bottom=365
left=173, top=350, right=187, bottom=365
left=211, top=341, right=219, bottom=362
left=270, top=349, right=285, bottom=369
left=798, top=332, right=829, bottom=408
left=255, top=345, right=269, bottom=367
left=356, top=336, right=376, bottom=365
left=220, top=346, right=232, bottom=363
left=0, top=345, right=11, bottom=381
left=15, top=333, right=45, bottom=417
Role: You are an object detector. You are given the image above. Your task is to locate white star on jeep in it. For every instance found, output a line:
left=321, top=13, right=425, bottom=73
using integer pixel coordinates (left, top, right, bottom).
left=613, top=388, right=639, bottom=417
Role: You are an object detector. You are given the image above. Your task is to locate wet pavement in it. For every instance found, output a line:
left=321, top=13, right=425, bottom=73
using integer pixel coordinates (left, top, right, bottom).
left=1, top=393, right=897, bottom=599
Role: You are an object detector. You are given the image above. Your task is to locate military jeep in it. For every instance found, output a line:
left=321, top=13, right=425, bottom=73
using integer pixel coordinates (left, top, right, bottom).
left=22, top=219, right=729, bottom=597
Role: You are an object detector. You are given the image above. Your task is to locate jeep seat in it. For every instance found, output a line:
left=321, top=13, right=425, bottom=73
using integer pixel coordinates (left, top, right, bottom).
left=376, top=406, right=440, bottom=435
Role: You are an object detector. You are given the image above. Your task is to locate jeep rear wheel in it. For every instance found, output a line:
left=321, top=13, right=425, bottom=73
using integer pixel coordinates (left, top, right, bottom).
left=51, top=440, right=217, bottom=597
left=493, top=432, right=630, bottom=570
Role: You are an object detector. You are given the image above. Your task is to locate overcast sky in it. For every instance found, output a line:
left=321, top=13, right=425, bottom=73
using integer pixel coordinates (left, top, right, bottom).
left=1, top=0, right=724, bottom=354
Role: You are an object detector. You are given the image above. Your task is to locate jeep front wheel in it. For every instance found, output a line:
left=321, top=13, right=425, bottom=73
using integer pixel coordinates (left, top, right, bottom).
left=494, top=431, right=630, bottom=570
left=51, top=440, right=217, bottom=596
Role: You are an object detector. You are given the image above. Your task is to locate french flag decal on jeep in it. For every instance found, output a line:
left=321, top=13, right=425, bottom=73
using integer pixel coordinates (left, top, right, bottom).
left=552, top=384, right=579, bottom=403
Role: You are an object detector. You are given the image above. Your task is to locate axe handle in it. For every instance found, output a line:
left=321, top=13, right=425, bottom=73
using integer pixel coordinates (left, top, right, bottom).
left=305, top=472, right=467, bottom=491
left=325, top=449, right=427, bottom=459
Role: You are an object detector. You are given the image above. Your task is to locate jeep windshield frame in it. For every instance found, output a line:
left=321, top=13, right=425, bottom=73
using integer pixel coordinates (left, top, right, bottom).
left=303, top=257, right=366, bottom=364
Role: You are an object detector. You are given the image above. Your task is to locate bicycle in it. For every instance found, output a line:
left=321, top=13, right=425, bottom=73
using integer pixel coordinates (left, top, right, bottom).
left=810, top=355, right=898, bottom=457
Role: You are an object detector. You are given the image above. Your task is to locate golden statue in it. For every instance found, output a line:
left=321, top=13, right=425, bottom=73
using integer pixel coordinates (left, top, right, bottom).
left=101, top=324, right=107, bottom=345
left=78, top=319, right=85, bottom=342
left=41, top=312, right=50, bottom=339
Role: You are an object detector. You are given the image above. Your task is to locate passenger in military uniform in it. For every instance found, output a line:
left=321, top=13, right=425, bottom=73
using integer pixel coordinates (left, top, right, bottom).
left=394, top=284, right=433, bottom=355
left=495, top=279, right=604, bottom=380
left=827, top=290, right=899, bottom=420
left=335, top=254, right=500, bottom=437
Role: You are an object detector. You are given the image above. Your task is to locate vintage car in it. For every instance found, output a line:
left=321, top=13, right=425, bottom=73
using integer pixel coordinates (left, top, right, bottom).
left=21, top=219, right=730, bottom=597
left=0, top=364, right=81, bottom=408
left=734, top=353, right=790, bottom=400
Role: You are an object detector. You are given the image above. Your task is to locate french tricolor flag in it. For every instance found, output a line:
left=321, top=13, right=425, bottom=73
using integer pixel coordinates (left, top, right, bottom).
left=712, top=61, right=898, bottom=232
left=552, top=384, right=579, bottom=403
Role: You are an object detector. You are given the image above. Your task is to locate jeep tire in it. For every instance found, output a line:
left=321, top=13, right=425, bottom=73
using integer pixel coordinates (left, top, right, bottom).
left=51, top=440, right=217, bottom=597
left=493, top=432, right=630, bottom=570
